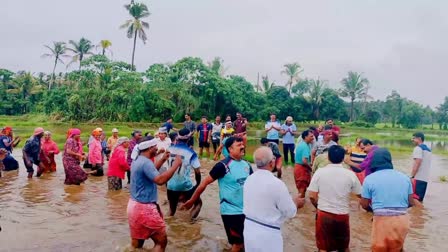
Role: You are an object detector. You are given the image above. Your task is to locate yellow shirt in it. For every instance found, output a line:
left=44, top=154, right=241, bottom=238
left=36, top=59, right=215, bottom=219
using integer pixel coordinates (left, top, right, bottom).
left=221, top=128, right=235, bottom=138
left=107, top=136, right=119, bottom=150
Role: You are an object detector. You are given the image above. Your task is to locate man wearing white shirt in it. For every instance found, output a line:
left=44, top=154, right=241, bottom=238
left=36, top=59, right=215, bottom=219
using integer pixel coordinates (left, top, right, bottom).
left=308, top=145, right=362, bottom=252
left=265, top=113, right=281, bottom=144
left=155, top=127, right=172, bottom=173
left=243, top=146, right=305, bottom=252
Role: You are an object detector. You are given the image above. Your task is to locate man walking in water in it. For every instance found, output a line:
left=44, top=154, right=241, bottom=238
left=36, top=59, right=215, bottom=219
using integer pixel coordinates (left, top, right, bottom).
left=294, top=130, right=315, bottom=197
left=410, top=132, right=432, bottom=202
left=182, top=137, right=252, bottom=252
left=23, top=127, right=46, bottom=178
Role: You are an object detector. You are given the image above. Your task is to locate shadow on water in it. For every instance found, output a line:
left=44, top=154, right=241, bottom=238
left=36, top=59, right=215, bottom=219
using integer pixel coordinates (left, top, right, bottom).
left=1, top=145, right=448, bottom=251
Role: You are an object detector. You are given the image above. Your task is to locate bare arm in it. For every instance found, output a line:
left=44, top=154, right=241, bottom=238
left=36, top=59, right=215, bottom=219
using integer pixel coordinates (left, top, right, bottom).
left=182, top=175, right=215, bottom=210
left=153, top=155, right=182, bottom=185
left=308, top=191, right=318, bottom=208
left=411, top=158, right=422, bottom=178
left=360, top=198, right=370, bottom=211
left=154, top=151, right=170, bottom=170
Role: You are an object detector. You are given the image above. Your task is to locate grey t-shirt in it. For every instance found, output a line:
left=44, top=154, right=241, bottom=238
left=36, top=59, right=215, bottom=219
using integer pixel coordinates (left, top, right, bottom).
left=183, top=121, right=196, bottom=135
left=314, top=140, right=337, bottom=156
left=413, top=145, right=432, bottom=182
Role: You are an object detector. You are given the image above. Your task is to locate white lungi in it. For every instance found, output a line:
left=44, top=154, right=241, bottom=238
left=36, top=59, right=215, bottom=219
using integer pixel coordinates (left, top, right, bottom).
left=244, top=219, right=283, bottom=252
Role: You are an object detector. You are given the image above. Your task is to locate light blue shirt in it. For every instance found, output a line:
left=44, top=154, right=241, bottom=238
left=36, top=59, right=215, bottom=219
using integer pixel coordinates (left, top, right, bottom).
left=362, top=169, right=413, bottom=211
left=265, top=120, right=281, bottom=140
left=130, top=156, right=159, bottom=203
left=281, top=123, right=297, bottom=144
left=167, top=142, right=201, bottom=191
left=295, top=141, right=311, bottom=165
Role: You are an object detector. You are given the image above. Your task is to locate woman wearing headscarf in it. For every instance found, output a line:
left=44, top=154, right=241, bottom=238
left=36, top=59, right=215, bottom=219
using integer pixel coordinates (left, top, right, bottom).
left=89, top=129, right=104, bottom=176
left=40, top=131, right=60, bottom=173
left=127, top=137, right=182, bottom=251
left=107, top=137, right=130, bottom=190
left=0, top=126, right=20, bottom=171
left=63, top=128, right=88, bottom=185
left=360, top=148, right=414, bottom=251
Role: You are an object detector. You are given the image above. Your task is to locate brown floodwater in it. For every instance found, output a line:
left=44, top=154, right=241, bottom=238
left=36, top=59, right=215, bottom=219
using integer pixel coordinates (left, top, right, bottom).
left=1, top=148, right=448, bottom=252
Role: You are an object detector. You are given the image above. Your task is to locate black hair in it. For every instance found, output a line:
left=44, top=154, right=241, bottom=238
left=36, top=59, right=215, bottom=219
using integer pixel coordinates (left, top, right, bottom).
left=169, top=132, right=178, bottom=142
left=326, top=118, right=333, bottom=122
left=328, top=145, right=345, bottom=164
left=131, top=130, right=142, bottom=137
left=225, top=137, right=243, bottom=152
left=301, top=129, right=313, bottom=140
left=166, top=117, right=172, bottom=121
left=201, top=115, right=207, bottom=119
left=413, top=132, right=425, bottom=142
left=361, top=139, right=373, bottom=146
left=185, top=113, right=191, bottom=117
left=144, top=132, right=151, bottom=137
left=309, top=126, right=317, bottom=131
left=260, top=137, right=268, bottom=144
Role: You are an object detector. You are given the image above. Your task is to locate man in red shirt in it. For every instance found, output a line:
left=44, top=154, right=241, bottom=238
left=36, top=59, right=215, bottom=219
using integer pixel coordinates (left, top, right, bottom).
left=233, top=112, right=248, bottom=146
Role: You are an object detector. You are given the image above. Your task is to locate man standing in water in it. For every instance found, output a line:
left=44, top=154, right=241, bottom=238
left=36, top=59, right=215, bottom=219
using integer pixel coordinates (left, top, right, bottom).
left=265, top=113, right=281, bottom=144
left=197, top=116, right=213, bottom=159
left=22, top=127, right=46, bottom=178
left=234, top=112, right=248, bottom=146
left=410, top=132, right=432, bottom=202
left=308, top=145, right=362, bottom=252
left=243, top=146, right=304, bottom=252
left=127, top=137, right=183, bottom=251
left=183, top=113, right=196, bottom=148
left=166, top=129, right=202, bottom=219
left=294, top=129, right=315, bottom=197
left=182, top=137, right=252, bottom=252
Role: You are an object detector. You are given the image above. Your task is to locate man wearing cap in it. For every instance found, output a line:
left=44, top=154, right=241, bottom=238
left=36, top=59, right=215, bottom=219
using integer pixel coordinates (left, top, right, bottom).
left=197, top=116, right=213, bottom=159
left=155, top=127, right=171, bottom=173
left=127, top=136, right=183, bottom=251
left=243, top=146, right=304, bottom=252
left=410, top=132, right=432, bottom=202
left=22, top=127, right=46, bottom=178
left=107, top=128, right=120, bottom=156
left=127, top=130, right=143, bottom=184
left=360, top=148, right=414, bottom=251
left=280, top=116, right=297, bottom=164
left=166, top=128, right=202, bottom=219
left=265, top=113, right=281, bottom=144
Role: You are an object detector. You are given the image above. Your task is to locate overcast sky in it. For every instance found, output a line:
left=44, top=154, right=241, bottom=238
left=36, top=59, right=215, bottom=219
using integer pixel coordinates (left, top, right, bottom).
left=1, top=0, right=446, bottom=107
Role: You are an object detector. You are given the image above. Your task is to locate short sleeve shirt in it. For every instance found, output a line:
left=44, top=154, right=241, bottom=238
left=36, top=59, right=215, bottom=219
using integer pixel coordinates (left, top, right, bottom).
left=162, top=122, right=173, bottom=133
left=183, top=121, right=196, bottom=133
left=167, top=142, right=201, bottom=191
left=412, top=144, right=432, bottom=182
left=362, top=169, right=413, bottom=211
left=265, top=120, right=281, bottom=140
left=23, top=136, right=41, bottom=161
left=130, top=156, right=159, bottom=203
left=281, top=123, right=297, bottom=144
left=295, top=141, right=311, bottom=165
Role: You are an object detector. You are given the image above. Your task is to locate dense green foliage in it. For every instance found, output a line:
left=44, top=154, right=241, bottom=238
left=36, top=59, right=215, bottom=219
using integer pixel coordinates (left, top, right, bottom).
left=1, top=2, right=446, bottom=129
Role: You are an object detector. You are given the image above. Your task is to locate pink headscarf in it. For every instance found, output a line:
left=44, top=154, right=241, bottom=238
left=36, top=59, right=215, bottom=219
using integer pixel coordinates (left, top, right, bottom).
left=69, top=128, right=83, bottom=154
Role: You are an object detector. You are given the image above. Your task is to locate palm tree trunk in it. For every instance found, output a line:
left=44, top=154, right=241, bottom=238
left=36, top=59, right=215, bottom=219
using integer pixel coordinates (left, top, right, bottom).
left=350, top=98, right=354, bottom=122
left=79, top=54, right=83, bottom=71
left=50, top=57, right=58, bottom=90
left=102, top=48, right=106, bottom=56
left=131, top=30, right=138, bottom=70
left=289, top=76, right=293, bottom=94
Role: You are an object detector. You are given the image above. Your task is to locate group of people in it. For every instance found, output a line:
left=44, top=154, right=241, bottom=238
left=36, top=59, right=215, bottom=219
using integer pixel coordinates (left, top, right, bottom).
left=0, top=113, right=433, bottom=252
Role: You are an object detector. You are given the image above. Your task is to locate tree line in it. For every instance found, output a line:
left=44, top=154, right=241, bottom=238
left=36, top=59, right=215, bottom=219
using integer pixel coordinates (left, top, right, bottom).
left=1, top=1, right=447, bottom=129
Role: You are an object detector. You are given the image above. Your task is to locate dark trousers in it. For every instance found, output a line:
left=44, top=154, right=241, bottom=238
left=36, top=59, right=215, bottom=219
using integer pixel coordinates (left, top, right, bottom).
left=283, top=143, right=295, bottom=163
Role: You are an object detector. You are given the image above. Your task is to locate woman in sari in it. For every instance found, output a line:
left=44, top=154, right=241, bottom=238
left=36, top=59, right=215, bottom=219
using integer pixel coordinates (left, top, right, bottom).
left=107, top=137, right=130, bottom=190
left=40, top=131, right=60, bottom=173
left=89, top=129, right=104, bottom=176
left=63, top=128, right=88, bottom=185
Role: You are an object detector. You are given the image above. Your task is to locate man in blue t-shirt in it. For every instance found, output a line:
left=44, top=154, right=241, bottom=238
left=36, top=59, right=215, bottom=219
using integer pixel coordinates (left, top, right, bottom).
left=294, top=129, right=315, bottom=198
left=360, top=148, right=414, bottom=251
left=166, top=128, right=202, bottom=219
left=182, top=136, right=253, bottom=252
left=162, top=117, right=178, bottom=134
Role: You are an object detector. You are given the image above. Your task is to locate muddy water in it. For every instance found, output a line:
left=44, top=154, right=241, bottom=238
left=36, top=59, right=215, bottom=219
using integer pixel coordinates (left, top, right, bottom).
left=1, top=149, right=448, bottom=252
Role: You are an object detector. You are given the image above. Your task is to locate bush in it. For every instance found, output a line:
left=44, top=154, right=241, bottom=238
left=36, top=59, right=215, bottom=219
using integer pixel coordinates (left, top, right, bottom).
left=346, top=120, right=374, bottom=128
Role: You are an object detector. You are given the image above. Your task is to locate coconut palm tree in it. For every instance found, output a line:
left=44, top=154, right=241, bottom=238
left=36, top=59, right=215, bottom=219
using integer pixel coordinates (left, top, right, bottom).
left=340, top=71, right=369, bottom=121
left=97, top=40, right=113, bottom=57
left=41, top=41, right=67, bottom=89
left=281, top=62, right=303, bottom=95
left=208, top=57, right=228, bottom=76
left=6, top=72, right=44, bottom=113
left=120, top=2, right=150, bottom=70
left=67, top=38, right=94, bottom=70
left=262, top=75, right=274, bottom=93
left=308, top=78, right=327, bottom=121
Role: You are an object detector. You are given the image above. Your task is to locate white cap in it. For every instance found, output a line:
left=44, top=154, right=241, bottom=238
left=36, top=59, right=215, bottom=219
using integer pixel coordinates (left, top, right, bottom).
left=112, top=128, right=119, bottom=133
